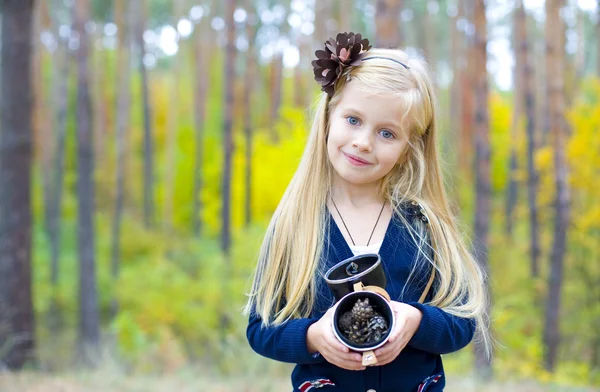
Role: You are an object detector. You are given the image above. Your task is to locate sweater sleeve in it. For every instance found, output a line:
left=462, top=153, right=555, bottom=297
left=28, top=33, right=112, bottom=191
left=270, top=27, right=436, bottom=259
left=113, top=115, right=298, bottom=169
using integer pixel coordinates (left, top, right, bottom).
left=246, top=311, right=327, bottom=364
left=406, top=302, right=476, bottom=355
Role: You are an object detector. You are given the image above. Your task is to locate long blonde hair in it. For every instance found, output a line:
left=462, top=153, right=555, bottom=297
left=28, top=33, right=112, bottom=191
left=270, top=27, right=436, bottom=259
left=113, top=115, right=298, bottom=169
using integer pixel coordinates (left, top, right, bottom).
left=244, top=48, right=492, bottom=356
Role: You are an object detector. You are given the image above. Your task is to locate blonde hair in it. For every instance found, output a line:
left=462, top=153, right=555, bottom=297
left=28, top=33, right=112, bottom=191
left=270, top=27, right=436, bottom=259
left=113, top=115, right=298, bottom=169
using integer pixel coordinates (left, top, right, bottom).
left=244, top=48, right=492, bottom=357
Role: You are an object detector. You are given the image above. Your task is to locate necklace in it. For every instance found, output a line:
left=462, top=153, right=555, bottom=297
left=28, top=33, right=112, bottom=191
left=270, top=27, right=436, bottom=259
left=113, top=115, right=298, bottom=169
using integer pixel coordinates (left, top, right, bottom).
left=330, top=196, right=386, bottom=247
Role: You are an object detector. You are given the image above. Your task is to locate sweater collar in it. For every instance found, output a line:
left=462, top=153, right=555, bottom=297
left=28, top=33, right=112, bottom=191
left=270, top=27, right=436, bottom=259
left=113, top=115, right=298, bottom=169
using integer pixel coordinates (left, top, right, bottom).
left=326, top=208, right=400, bottom=264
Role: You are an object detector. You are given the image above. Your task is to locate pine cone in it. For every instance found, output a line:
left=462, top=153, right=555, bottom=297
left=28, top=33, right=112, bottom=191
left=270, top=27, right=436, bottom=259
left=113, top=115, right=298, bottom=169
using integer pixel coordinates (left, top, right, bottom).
left=338, top=311, right=353, bottom=334
left=365, top=315, right=389, bottom=344
left=351, top=298, right=375, bottom=323
left=338, top=297, right=390, bottom=345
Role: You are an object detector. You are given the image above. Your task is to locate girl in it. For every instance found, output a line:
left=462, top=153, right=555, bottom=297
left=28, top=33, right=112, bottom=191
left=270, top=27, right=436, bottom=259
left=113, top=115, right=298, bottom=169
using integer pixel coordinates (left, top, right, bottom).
left=244, top=32, right=491, bottom=392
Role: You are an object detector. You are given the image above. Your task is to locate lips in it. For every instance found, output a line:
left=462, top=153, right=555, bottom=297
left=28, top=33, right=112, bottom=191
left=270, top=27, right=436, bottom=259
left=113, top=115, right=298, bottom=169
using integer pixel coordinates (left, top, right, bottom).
left=343, top=152, right=372, bottom=166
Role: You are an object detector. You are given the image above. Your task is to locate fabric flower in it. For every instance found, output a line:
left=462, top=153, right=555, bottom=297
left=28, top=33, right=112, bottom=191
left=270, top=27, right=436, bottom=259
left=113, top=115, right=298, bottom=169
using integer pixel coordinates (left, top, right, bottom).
left=311, top=32, right=372, bottom=97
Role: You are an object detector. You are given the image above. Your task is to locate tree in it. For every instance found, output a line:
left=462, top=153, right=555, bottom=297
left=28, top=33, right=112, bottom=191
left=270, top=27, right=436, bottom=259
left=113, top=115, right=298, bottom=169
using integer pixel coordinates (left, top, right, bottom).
left=597, top=2, right=600, bottom=77
left=192, top=1, right=210, bottom=236
left=0, top=0, right=36, bottom=370
left=504, top=0, right=527, bottom=239
left=471, top=0, right=492, bottom=378
left=520, top=2, right=540, bottom=280
left=459, top=0, right=475, bottom=175
left=111, top=0, right=133, bottom=316
left=543, top=0, right=569, bottom=372
left=73, top=0, right=100, bottom=363
left=243, top=0, right=258, bottom=227
left=46, top=0, right=71, bottom=332
left=221, top=0, right=236, bottom=254
left=375, top=0, right=402, bottom=48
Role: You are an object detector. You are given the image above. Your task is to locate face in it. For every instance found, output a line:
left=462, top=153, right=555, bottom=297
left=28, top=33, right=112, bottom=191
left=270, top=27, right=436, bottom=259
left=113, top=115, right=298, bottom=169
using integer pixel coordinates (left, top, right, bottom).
left=326, top=80, right=410, bottom=187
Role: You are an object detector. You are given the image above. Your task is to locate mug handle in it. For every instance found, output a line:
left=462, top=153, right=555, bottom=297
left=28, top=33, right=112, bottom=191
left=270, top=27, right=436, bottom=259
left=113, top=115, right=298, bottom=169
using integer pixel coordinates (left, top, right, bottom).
left=362, top=350, right=378, bottom=366
left=353, top=282, right=391, bottom=302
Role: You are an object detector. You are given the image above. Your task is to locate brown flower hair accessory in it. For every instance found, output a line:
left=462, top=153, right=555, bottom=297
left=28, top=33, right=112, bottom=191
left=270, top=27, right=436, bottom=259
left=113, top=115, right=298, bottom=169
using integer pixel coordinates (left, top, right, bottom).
left=311, top=32, right=372, bottom=98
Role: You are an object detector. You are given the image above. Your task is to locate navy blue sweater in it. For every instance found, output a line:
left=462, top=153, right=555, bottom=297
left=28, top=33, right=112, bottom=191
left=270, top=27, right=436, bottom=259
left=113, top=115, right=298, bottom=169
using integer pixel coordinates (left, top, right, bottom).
left=246, top=209, right=475, bottom=392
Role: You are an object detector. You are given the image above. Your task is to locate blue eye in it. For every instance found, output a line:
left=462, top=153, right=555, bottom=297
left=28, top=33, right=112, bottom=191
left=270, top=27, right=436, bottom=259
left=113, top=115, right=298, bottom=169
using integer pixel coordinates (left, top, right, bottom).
left=379, top=130, right=395, bottom=139
left=346, top=116, right=360, bottom=126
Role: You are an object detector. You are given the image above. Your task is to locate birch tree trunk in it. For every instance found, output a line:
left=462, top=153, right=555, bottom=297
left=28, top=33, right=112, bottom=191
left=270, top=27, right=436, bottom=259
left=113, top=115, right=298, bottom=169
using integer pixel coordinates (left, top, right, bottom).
left=0, top=0, right=36, bottom=370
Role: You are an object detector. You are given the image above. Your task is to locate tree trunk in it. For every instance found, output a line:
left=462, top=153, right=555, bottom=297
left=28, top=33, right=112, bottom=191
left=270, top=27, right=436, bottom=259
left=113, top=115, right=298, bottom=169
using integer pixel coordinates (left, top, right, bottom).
left=0, top=0, right=36, bottom=370
left=337, top=0, right=352, bottom=32
left=459, top=0, right=475, bottom=176
left=73, top=0, right=100, bottom=364
left=472, top=0, right=493, bottom=377
left=375, top=0, right=402, bottom=48
left=505, top=0, right=526, bottom=239
left=314, top=0, right=333, bottom=46
left=192, top=6, right=210, bottom=236
left=243, top=0, right=258, bottom=227
left=163, top=0, right=183, bottom=232
left=449, top=1, right=462, bottom=170
left=293, top=35, right=307, bottom=109
left=111, top=0, right=132, bottom=317
left=33, top=0, right=53, bottom=243
left=93, top=23, right=107, bottom=167
left=423, top=1, right=436, bottom=70
left=221, top=0, right=236, bottom=254
left=522, top=4, right=540, bottom=280
left=543, top=0, right=569, bottom=373
left=47, top=5, right=71, bottom=333
left=597, top=3, right=600, bottom=77
left=134, top=0, right=154, bottom=229
left=269, top=55, right=283, bottom=141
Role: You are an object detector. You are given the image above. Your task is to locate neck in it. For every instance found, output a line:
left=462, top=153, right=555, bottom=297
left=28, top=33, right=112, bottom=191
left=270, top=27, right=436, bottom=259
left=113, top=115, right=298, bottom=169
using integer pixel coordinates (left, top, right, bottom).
left=330, top=174, right=384, bottom=208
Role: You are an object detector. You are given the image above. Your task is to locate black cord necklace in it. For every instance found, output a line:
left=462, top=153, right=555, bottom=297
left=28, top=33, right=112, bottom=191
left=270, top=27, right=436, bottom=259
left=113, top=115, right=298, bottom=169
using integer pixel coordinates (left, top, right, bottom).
left=330, top=195, right=386, bottom=247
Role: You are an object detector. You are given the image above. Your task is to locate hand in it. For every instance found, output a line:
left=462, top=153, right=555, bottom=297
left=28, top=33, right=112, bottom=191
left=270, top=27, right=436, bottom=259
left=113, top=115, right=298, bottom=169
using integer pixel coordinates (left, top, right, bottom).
left=373, top=301, right=422, bottom=366
left=307, top=305, right=366, bottom=371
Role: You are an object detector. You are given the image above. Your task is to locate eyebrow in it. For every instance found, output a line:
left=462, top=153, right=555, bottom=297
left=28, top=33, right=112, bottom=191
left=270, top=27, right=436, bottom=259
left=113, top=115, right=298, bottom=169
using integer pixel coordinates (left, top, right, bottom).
left=342, top=107, right=404, bottom=130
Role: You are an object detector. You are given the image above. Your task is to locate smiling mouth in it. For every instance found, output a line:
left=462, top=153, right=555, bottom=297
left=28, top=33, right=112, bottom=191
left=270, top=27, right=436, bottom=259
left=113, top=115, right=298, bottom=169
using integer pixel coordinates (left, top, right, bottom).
left=343, top=152, right=372, bottom=166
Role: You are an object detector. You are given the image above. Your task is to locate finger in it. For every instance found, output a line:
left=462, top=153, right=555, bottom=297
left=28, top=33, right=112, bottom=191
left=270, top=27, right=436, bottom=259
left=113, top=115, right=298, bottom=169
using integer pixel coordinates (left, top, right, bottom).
left=388, top=318, right=406, bottom=343
left=325, top=334, right=350, bottom=353
left=325, top=353, right=365, bottom=371
left=324, top=343, right=363, bottom=362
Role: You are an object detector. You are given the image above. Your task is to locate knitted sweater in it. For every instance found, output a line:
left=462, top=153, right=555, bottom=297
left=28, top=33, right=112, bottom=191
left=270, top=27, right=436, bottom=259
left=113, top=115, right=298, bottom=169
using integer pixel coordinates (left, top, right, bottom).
left=246, top=208, right=475, bottom=392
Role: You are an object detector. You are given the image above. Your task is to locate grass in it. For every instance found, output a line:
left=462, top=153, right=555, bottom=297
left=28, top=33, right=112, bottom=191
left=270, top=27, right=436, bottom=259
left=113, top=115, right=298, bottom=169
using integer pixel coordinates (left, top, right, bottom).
left=1, top=363, right=597, bottom=392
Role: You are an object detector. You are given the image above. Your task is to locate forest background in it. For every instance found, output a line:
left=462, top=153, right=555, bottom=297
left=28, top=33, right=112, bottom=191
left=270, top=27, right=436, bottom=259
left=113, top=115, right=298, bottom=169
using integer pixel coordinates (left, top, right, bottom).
left=0, top=0, right=599, bottom=390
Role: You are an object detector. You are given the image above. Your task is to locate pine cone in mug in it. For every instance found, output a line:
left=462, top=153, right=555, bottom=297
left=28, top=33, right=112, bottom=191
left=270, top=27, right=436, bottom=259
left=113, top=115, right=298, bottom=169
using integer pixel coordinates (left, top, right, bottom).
left=337, top=297, right=389, bottom=346
left=351, top=298, right=375, bottom=324
left=365, top=314, right=389, bottom=344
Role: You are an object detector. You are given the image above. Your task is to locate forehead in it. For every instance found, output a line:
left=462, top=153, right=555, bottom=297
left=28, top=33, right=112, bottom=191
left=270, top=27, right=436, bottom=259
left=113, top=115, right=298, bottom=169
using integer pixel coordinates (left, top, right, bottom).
left=332, top=80, right=411, bottom=126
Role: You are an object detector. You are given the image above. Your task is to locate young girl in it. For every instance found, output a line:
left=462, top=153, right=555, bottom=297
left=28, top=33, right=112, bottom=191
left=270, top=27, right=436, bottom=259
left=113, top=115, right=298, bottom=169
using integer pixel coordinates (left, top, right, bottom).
left=244, top=32, right=491, bottom=392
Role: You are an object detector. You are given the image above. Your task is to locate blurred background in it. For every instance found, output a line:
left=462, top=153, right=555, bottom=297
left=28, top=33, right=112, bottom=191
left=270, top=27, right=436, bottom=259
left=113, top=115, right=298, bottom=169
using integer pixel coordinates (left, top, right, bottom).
left=0, top=0, right=599, bottom=390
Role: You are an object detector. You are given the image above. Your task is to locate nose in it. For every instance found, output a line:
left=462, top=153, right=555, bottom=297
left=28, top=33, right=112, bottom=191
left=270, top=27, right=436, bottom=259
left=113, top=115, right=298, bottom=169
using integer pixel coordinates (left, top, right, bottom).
left=351, top=131, right=373, bottom=153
